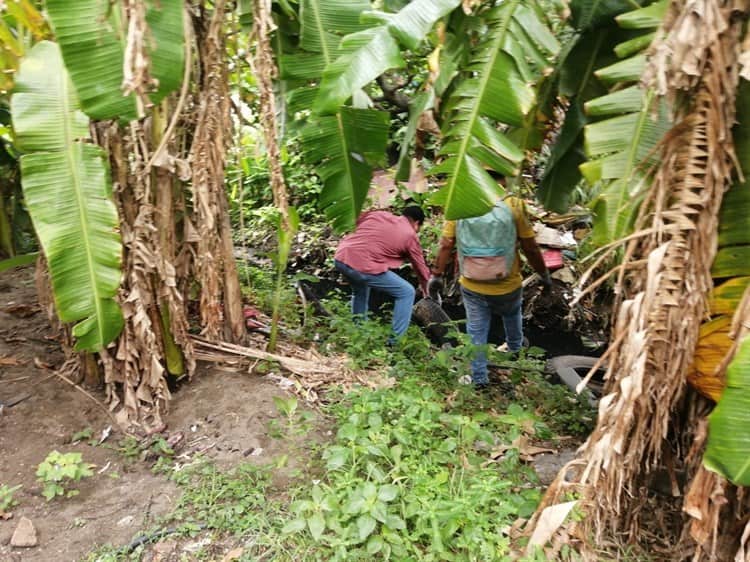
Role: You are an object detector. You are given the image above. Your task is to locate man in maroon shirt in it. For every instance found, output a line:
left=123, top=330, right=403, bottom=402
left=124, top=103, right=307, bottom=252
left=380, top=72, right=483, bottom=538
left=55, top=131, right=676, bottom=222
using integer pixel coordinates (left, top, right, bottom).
left=334, top=207, right=431, bottom=343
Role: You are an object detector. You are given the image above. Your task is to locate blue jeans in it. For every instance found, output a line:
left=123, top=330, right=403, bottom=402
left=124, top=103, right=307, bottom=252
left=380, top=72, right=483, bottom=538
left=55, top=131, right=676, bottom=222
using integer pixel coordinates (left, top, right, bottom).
left=334, top=260, right=416, bottom=341
left=461, top=286, right=523, bottom=385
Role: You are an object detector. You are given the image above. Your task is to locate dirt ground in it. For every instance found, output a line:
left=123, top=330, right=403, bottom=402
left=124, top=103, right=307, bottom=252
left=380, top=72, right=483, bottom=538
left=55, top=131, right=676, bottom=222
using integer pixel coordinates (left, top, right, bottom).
left=0, top=266, right=318, bottom=562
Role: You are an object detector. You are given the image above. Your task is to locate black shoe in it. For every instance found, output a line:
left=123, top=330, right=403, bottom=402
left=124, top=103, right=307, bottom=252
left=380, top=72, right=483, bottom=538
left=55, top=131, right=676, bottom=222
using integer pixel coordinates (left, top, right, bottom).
left=473, top=382, right=491, bottom=395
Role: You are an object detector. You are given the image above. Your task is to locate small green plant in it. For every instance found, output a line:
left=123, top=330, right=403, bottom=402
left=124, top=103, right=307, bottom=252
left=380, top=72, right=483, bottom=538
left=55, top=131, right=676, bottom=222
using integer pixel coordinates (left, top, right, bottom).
left=0, top=484, right=22, bottom=511
left=270, top=395, right=314, bottom=439
left=113, top=436, right=142, bottom=461
left=36, top=451, right=95, bottom=500
left=71, top=427, right=96, bottom=445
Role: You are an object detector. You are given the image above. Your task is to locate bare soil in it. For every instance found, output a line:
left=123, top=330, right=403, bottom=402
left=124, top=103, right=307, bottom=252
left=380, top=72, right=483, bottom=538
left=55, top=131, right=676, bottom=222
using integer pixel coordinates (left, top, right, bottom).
left=0, top=265, right=318, bottom=562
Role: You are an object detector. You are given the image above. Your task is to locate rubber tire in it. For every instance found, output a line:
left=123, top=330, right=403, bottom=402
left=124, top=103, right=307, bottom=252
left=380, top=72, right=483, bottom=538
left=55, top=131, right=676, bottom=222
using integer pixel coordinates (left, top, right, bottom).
left=412, top=298, right=453, bottom=345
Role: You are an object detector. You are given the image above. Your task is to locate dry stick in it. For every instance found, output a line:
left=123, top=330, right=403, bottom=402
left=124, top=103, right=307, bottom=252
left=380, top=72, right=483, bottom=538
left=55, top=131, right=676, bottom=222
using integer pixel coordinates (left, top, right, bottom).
left=191, top=336, right=338, bottom=375
left=145, top=7, right=194, bottom=172
left=2, top=376, right=30, bottom=383
left=574, top=328, right=628, bottom=395
left=51, top=369, right=127, bottom=432
left=570, top=259, right=648, bottom=307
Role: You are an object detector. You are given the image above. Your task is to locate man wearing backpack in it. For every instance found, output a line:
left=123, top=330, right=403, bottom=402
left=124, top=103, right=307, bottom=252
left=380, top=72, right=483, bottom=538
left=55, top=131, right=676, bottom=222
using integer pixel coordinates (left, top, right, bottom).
left=430, top=195, right=551, bottom=389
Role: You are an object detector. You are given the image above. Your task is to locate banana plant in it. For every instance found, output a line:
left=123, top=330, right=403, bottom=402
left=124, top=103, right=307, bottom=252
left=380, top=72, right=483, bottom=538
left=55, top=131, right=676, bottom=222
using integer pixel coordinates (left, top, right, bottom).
left=11, top=41, right=123, bottom=351
left=0, top=0, right=49, bottom=93
left=44, top=0, right=184, bottom=121
left=538, top=0, right=668, bottom=227
left=429, top=0, right=559, bottom=219
left=695, top=79, right=750, bottom=485
left=281, top=0, right=462, bottom=232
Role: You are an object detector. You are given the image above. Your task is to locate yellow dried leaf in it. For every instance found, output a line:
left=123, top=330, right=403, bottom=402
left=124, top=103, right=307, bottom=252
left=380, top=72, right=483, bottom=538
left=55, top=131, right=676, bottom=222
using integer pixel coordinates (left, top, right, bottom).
left=687, top=316, right=732, bottom=401
left=709, top=276, right=750, bottom=316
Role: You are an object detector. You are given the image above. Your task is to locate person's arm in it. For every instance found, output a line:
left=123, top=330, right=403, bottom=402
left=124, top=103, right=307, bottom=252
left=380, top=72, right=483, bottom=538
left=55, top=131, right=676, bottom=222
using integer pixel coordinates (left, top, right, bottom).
left=432, top=236, right=455, bottom=276
left=519, top=236, right=551, bottom=284
left=406, top=236, right=431, bottom=293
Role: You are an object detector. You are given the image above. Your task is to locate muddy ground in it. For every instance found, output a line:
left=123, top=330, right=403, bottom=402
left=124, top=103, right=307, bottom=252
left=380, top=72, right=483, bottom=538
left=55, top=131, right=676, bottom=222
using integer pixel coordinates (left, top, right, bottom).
left=0, top=265, right=324, bottom=562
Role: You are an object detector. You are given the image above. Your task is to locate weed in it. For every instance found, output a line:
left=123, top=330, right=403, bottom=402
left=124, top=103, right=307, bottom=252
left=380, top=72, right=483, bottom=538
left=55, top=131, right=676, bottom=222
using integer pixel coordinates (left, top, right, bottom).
left=36, top=451, right=95, bottom=500
left=269, top=395, right=314, bottom=439
left=71, top=427, right=96, bottom=445
left=0, top=483, right=21, bottom=511
left=281, top=378, right=542, bottom=560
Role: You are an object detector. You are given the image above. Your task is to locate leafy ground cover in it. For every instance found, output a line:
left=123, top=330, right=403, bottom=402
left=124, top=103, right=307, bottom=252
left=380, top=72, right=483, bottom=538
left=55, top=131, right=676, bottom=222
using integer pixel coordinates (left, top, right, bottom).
left=83, top=266, right=595, bottom=561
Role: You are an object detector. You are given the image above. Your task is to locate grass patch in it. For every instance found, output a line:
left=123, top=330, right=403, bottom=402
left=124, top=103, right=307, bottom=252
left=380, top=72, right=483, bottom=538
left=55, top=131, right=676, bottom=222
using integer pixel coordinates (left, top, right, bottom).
left=85, top=292, right=596, bottom=561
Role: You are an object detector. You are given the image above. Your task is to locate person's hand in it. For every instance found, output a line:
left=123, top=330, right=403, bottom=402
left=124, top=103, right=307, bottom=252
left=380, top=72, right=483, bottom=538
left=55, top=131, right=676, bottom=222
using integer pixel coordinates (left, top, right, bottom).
left=427, top=275, right=444, bottom=300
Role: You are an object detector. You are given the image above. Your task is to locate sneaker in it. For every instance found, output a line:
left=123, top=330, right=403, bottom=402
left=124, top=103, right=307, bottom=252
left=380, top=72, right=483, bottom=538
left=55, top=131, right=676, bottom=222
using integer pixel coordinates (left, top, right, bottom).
left=458, top=374, right=472, bottom=385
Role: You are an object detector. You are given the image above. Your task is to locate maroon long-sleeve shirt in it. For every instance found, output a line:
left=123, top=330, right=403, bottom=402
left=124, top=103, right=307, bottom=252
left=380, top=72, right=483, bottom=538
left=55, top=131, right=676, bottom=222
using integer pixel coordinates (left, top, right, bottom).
left=334, top=211, right=431, bottom=291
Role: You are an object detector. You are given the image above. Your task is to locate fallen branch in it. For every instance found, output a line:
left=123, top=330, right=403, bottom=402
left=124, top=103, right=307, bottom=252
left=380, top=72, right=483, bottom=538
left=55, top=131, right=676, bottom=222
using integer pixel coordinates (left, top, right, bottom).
left=51, top=369, right=132, bottom=435
left=190, top=335, right=393, bottom=401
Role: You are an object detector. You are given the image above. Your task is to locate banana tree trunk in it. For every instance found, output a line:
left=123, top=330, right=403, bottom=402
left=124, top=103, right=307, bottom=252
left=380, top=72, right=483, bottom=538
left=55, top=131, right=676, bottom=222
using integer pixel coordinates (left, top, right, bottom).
left=190, top=0, right=244, bottom=343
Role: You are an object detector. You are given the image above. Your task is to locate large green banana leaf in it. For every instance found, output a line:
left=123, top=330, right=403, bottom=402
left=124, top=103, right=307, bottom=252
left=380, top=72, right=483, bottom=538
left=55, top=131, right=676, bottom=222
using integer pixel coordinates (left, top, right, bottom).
left=280, top=0, right=383, bottom=232
left=312, top=27, right=404, bottom=115
left=538, top=0, right=662, bottom=215
left=574, top=1, right=671, bottom=245
left=312, top=0, right=461, bottom=114
left=429, top=0, right=558, bottom=219
left=45, top=0, right=184, bottom=121
left=536, top=26, right=619, bottom=212
left=705, top=333, right=750, bottom=486
left=11, top=41, right=123, bottom=351
left=300, top=108, right=390, bottom=232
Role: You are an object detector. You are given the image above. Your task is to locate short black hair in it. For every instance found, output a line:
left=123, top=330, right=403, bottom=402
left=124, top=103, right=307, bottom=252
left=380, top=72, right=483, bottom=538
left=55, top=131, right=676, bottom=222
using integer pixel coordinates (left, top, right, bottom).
left=402, top=205, right=426, bottom=225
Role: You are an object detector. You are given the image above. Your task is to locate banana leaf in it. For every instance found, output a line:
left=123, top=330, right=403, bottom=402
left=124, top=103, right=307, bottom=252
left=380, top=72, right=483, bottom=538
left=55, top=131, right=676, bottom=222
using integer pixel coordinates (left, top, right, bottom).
left=569, top=0, right=650, bottom=31
left=537, top=26, right=620, bottom=212
left=300, top=107, right=390, bottom=232
left=430, top=1, right=558, bottom=219
left=711, top=245, right=750, bottom=279
left=362, top=0, right=461, bottom=51
left=313, top=27, right=404, bottom=115
left=11, top=41, right=123, bottom=351
left=688, top=315, right=731, bottom=402
left=710, top=277, right=750, bottom=316
left=314, top=0, right=462, bottom=114
left=705, top=333, right=750, bottom=486
left=0, top=251, right=38, bottom=273
left=615, top=0, right=667, bottom=29
left=45, top=0, right=184, bottom=121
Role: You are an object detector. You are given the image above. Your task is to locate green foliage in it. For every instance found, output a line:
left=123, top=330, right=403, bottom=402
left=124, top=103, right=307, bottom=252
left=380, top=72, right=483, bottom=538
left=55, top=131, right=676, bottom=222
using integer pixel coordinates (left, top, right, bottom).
left=71, top=427, right=96, bottom=446
left=270, top=395, right=315, bottom=438
left=168, top=462, right=275, bottom=535
left=227, top=141, right=325, bottom=227
left=12, top=41, right=124, bottom=352
left=705, top=335, right=750, bottom=485
left=44, top=0, right=184, bottom=120
left=36, top=450, right=94, bottom=500
left=282, top=378, right=541, bottom=560
left=0, top=483, right=21, bottom=511
left=429, top=1, right=558, bottom=219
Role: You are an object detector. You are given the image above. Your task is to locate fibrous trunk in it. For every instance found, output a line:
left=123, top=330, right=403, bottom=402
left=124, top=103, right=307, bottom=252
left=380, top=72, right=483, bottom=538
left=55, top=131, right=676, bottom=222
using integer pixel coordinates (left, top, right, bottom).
left=529, top=1, right=750, bottom=558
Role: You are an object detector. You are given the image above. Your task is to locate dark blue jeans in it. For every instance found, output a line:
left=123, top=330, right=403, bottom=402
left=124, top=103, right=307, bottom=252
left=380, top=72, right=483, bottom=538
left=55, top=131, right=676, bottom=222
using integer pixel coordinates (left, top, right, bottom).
left=461, top=286, right=523, bottom=384
left=334, top=260, right=416, bottom=341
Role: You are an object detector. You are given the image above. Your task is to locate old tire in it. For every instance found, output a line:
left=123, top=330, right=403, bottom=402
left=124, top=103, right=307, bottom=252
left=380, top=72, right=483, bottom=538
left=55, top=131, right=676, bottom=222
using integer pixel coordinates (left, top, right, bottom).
left=412, top=298, right=454, bottom=345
